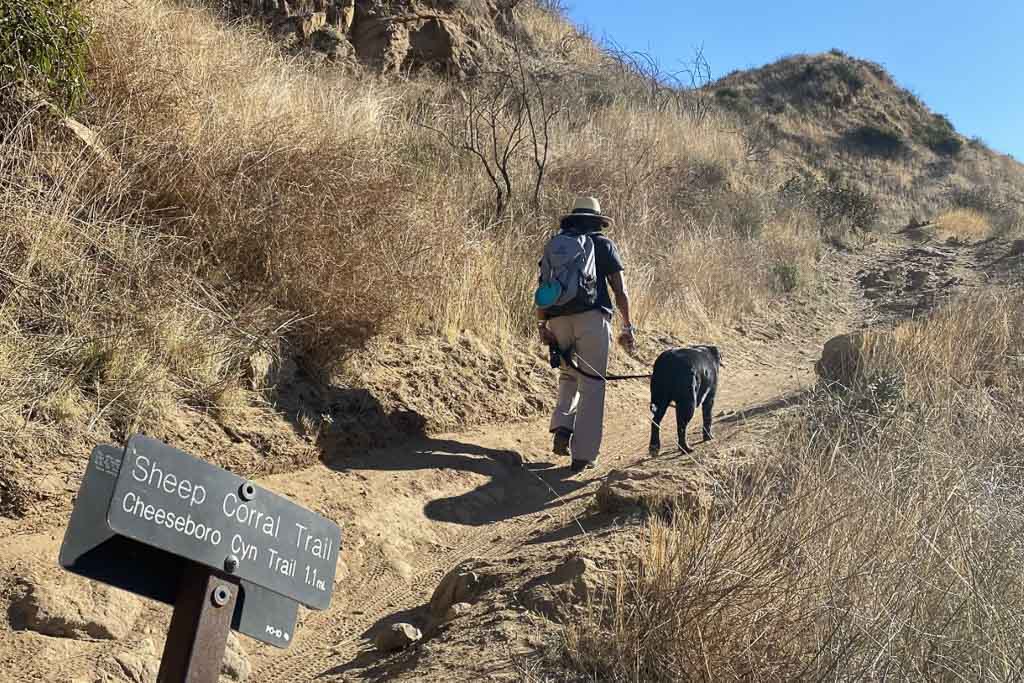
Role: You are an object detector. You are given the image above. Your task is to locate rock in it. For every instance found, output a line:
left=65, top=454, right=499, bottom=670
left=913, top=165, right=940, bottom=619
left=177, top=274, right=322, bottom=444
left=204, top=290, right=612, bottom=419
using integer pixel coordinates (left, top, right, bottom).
left=857, top=269, right=892, bottom=291
left=373, top=623, right=422, bottom=652
left=549, top=555, right=601, bottom=601
left=908, top=246, right=950, bottom=258
left=11, top=574, right=142, bottom=640
left=443, top=602, right=472, bottom=622
left=221, top=632, right=252, bottom=681
left=815, top=331, right=890, bottom=387
left=905, top=269, right=931, bottom=290
left=112, top=638, right=159, bottom=683
left=596, top=466, right=712, bottom=516
left=226, top=0, right=514, bottom=78
left=520, top=555, right=607, bottom=619
left=309, top=26, right=354, bottom=61
left=429, top=565, right=481, bottom=618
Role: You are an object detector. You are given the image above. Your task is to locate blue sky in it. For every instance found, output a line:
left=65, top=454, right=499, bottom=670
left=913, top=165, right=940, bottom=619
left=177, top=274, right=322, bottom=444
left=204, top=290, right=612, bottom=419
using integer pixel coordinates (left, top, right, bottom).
left=565, top=1, right=1023, bottom=160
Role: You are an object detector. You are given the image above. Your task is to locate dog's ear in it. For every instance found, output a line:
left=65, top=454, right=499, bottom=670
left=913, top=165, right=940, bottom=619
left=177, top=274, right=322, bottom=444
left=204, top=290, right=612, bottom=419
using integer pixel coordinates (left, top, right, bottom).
left=707, top=345, right=723, bottom=366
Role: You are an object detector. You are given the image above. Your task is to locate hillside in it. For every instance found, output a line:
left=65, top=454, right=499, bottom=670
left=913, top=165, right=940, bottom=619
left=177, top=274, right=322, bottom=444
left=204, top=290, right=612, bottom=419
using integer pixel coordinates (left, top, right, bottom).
left=1, top=0, right=1024, bottom=681
left=710, top=50, right=1024, bottom=228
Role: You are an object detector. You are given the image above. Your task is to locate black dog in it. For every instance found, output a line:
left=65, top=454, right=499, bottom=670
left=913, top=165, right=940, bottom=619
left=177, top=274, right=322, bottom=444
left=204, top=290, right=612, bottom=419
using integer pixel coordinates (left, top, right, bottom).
left=648, top=346, right=722, bottom=456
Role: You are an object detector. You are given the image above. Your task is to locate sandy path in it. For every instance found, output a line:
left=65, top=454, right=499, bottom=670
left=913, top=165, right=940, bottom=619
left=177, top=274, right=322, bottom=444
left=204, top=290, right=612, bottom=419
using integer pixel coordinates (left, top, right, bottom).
left=4, top=232, right=995, bottom=682
left=251, top=319, right=836, bottom=681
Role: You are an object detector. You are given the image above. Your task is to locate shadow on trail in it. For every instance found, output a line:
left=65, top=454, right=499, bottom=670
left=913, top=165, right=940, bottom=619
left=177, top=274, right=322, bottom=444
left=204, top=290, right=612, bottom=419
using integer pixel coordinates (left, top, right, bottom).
left=320, top=640, right=425, bottom=681
left=717, top=389, right=813, bottom=425
left=323, top=438, right=587, bottom=527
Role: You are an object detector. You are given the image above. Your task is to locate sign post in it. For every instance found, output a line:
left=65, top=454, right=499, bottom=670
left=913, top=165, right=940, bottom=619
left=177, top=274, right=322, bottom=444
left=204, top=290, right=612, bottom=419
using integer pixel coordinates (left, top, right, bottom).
left=157, top=564, right=239, bottom=683
left=59, top=436, right=343, bottom=681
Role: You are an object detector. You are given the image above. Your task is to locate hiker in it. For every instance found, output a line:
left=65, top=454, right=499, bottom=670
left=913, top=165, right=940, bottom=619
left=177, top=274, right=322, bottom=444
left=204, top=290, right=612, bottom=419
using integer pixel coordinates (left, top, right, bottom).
left=535, top=197, right=635, bottom=473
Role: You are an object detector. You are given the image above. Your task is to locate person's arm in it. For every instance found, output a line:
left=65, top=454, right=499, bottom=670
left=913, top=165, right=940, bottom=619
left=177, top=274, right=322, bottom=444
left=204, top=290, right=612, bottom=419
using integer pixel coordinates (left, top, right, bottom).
left=537, top=308, right=556, bottom=344
left=608, top=272, right=635, bottom=347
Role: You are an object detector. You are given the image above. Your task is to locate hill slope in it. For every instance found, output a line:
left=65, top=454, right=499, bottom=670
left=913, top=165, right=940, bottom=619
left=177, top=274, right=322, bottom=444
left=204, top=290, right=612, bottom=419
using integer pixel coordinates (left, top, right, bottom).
left=711, top=50, right=1024, bottom=228
left=1, top=2, right=1024, bottom=680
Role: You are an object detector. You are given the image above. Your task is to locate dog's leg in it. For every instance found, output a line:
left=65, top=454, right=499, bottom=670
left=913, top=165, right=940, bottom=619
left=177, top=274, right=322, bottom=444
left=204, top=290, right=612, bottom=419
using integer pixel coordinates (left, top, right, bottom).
left=702, top=388, right=716, bottom=442
left=676, top=400, right=695, bottom=454
left=649, top=402, right=668, bottom=456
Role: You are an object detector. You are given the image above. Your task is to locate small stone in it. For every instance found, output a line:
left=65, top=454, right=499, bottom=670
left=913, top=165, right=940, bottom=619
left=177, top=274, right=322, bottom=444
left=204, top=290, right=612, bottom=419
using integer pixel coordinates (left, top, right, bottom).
left=549, top=555, right=602, bottom=601
left=597, top=467, right=712, bottom=516
left=373, top=623, right=422, bottom=652
left=444, top=602, right=473, bottom=622
left=429, top=567, right=481, bottom=618
left=816, top=331, right=892, bottom=387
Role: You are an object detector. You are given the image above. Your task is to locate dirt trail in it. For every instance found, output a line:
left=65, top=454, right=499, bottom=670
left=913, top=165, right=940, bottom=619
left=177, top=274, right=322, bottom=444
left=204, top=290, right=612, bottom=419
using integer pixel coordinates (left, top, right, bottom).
left=254, top=352, right=817, bottom=681
left=0, top=232, right=1007, bottom=682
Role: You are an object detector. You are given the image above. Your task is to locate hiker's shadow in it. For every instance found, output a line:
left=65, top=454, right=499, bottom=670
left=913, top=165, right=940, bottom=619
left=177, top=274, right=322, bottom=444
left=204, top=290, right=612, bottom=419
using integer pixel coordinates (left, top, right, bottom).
left=323, top=438, right=587, bottom=526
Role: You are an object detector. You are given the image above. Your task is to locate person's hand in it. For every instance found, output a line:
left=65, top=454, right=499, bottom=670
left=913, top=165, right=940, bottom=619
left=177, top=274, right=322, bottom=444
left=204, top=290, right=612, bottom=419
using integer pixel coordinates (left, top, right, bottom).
left=618, top=325, right=636, bottom=350
left=538, top=323, right=557, bottom=345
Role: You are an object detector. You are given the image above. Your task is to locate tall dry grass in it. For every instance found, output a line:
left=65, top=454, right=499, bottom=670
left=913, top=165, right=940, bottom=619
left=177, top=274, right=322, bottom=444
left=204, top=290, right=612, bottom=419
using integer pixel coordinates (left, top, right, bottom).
left=86, top=0, right=410, bottom=355
left=0, top=121, right=281, bottom=436
left=77, top=0, right=833, bottom=350
left=562, top=291, right=1024, bottom=680
left=935, top=207, right=992, bottom=241
left=0, top=0, right=861, bottom=488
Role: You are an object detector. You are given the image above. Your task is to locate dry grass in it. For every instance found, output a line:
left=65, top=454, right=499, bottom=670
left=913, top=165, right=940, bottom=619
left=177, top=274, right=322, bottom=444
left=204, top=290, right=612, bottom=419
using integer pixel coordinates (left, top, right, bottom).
left=561, top=291, right=1024, bottom=680
left=0, top=114, right=287, bottom=488
left=78, top=0, right=833, bottom=349
left=86, top=0, right=408, bottom=356
left=935, top=207, right=993, bottom=241
left=3, top=0, right=1019, bottom=514
left=0, top=0, right=841, bottom=508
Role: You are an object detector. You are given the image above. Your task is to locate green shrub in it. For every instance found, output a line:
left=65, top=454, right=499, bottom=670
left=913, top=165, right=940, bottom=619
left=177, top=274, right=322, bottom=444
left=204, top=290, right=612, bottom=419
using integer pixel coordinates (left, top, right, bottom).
left=780, top=174, right=880, bottom=231
left=714, top=87, right=752, bottom=117
left=914, top=114, right=962, bottom=156
left=771, top=262, right=800, bottom=292
left=844, top=124, right=907, bottom=158
left=830, top=60, right=865, bottom=92
left=0, top=0, right=89, bottom=112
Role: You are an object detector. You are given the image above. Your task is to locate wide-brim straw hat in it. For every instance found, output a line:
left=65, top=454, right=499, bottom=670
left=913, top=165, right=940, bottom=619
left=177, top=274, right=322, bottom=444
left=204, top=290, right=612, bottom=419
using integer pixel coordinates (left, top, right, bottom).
left=561, top=196, right=613, bottom=225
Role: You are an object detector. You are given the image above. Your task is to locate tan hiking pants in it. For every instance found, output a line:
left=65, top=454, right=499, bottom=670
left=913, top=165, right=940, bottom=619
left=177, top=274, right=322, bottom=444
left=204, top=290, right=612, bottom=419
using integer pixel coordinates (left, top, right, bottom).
left=547, top=308, right=612, bottom=463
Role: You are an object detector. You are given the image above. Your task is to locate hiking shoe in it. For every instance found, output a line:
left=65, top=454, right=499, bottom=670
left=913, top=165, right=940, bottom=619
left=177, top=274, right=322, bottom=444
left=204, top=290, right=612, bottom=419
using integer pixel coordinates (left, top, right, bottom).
left=570, top=459, right=594, bottom=474
left=552, top=428, right=572, bottom=456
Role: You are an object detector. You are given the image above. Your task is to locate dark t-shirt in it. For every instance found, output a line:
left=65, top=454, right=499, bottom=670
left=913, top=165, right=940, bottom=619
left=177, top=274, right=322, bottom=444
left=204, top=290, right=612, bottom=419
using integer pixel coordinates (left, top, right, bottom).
left=590, top=233, right=624, bottom=315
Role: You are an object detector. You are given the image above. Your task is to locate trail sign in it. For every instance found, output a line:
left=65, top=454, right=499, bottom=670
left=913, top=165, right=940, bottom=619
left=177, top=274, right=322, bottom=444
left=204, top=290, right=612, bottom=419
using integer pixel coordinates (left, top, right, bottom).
left=106, top=435, right=340, bottom=610
left=60, top=443, right=304, bottom=648
left=62, top=437, right=344, bottom=681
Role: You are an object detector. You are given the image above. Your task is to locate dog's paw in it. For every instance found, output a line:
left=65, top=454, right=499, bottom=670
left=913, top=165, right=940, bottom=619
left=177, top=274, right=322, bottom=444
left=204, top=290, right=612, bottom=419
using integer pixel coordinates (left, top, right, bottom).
left=648, top=446, right=660, bottom=457
left=703, top=432, right=714, bottom=442
left=680, top=445, right=694, bottom=455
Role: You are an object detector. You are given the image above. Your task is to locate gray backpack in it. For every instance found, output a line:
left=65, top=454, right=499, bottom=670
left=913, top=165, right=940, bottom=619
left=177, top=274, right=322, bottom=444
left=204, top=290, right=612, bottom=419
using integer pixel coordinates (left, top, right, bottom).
left=535, top=231, right=598, bottom=317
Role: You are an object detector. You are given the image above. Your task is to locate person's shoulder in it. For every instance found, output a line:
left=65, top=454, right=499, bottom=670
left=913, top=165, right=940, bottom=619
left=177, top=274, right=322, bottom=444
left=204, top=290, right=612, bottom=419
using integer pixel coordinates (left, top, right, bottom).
left=592, top=233, right=621, bottom=255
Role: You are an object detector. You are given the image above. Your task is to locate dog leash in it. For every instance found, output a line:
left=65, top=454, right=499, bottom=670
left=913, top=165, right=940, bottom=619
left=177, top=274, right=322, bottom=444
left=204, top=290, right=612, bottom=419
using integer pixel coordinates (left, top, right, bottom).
left=550, top=344, right=651, bottom=382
